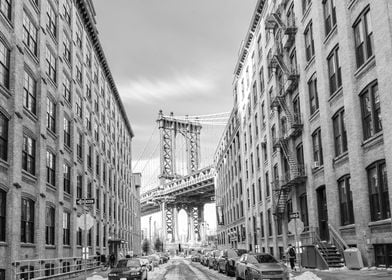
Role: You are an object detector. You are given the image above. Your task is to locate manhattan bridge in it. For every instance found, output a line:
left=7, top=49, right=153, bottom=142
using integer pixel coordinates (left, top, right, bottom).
left=135, top=110, right=228, bottom=249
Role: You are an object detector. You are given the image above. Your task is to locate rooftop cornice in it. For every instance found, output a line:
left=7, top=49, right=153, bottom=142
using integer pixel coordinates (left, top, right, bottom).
left=233, top=0, right=266, bottom=77
left=75, top=0, right=134, bottom=138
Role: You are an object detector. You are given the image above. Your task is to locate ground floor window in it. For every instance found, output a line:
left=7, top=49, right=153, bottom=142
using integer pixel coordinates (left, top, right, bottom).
left=0, top=269, right=5, bottom=280
left=374, top=244, right=392, bottom=268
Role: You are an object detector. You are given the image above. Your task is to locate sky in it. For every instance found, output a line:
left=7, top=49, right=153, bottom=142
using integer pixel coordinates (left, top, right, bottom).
left=93, top=0, right=257, bottom=238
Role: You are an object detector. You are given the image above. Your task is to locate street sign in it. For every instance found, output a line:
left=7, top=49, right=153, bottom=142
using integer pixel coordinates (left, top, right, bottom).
left=76, top=198, right=95, bottom=205
left=288, top=218, right=305, bottom=235
left=290, top=212, right=300, bottom=219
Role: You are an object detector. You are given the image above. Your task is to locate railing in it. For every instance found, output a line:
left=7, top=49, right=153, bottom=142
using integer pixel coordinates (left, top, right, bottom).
left=328, top=223, right=348, bottom=255
left=12, top=255, right=101, bottom=280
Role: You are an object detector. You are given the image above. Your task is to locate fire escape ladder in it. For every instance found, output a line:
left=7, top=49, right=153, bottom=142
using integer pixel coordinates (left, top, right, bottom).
left=275, top=187, right=289, bottom=215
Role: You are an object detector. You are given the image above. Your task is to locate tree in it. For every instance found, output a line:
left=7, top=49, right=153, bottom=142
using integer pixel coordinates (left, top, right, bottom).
left=142, top=239, right=151, bottom=255
left=154, top=238, right=163, bottom=252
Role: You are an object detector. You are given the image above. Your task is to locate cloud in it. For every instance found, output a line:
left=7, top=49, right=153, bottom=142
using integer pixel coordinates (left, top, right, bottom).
left=118, top=73, right=215, bottom=103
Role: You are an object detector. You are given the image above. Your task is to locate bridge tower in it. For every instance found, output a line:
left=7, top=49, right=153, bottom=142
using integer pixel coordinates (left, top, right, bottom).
left=157, top=111, right=204, bottom=245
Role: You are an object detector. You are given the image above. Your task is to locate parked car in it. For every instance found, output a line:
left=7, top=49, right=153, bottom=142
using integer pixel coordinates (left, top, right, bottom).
left=158, top=252, right=169, bottom=263
left=139, top=257, right=153, bottom=271
left=207, top=250, right=221, bottom=270
left=217, top=248, right=248, bottom=276
left=200, top=251, right=211, bottom=266
left=191, top=253, right=201, bottom=262
left=108, top=258, right=148, bottom=280
left=148, top=254, right=160, bottom=268
left=235, top=253, right=289, bottom=280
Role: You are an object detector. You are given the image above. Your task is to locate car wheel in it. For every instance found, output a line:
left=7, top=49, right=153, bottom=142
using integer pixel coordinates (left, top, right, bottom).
left=225, top=264, right=230, bottom=276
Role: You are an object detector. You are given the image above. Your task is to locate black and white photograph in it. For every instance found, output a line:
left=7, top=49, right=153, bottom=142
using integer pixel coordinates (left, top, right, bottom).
left=0, top=0, right=391, bottom=279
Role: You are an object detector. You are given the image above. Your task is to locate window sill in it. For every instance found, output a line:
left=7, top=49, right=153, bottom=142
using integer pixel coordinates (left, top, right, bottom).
left=361, top=132, right=383, bottom=150
left=64, top=145, right=72, bottom=155
left=45, top=245, right=56, bottom=249
left=312, top=165, right=324, bottom=175
left=348, top=0, right=359, bottom=10
left=0, top=11, right=13, bottom=31
left=63, top=57, right=72, bottom=70
left=323, top=25, right=338, bottom=46
left=0, top=241, right=7, bottom=246
left=23, top=45, right=40, bottom=65
left=46, top=76, right=57, bottom=89
left=309, top=109, right=320, bottom=123
left=46, top=183, right=56, bottom=192
left=304, top=56, right=315, bottom=72
left=0, top=84, right=11, bottom=99
left=301, top=2, right=312, bottom=24
left=47, top=129, right=58, bottom=140
left=21, top=243, right=36, bottom=248
left=339, top=224, right=355, bottom=231
left=46, top=28, right=58, bottom=46
left=368, top=218, right=391, bottom=228
left=63, top=245, right=71, bottom=248
left=354, top=55, right=376, bottom=79
left=23, top=108, right=38, bottom=123
left=63, top=98, right=72, bottom=109
left=333, top=151, right=349, bottom=166
left=22, top=170, right=37, bottom=183
left=328, top=87, right=343, bottom=106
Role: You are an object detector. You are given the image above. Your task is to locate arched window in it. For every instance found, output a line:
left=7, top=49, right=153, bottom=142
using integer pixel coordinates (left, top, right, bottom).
left=360, top=80, right=381, bottom=140
left=21, top=197, right=35, bottom=243
left=338, top=175, right=354, bottom=225
left=368, top=160, right=390, bottom=221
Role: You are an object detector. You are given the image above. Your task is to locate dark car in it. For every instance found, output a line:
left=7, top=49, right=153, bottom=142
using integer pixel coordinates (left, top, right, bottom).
left=191, top=253, right=201, bottom=262
left=217, top=248, right=247, bottom=276
left=235, top=253, right=289, bottom=280
left=207, top=250, right=221, bottom=270
left=158, top=252, right=169, bottom=263
left=108, top=258, right=148, bottom=280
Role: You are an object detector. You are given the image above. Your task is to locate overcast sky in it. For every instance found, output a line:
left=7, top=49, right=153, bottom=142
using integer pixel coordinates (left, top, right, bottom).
left=93, top=0, right=257, bottom=236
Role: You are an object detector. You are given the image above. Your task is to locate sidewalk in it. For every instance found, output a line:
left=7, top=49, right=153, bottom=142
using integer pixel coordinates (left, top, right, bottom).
left=291, top=267, right=392, bottom=280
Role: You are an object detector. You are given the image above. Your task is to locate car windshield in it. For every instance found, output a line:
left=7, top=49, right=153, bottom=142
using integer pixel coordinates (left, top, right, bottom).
left=254, top=254, right=278, bottom=264
left=117, top=259, right=140, bottom=268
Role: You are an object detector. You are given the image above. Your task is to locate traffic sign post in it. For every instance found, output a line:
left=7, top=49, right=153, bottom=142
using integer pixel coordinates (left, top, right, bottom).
left=288, top=215, right=304, bottom=272
left=76, top=197, right=95, bottom=278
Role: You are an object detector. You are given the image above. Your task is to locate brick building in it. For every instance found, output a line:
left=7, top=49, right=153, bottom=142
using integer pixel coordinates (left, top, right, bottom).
left=216, top=0, right=392, bottom=267
left=0, top=0, right=141, bottom=278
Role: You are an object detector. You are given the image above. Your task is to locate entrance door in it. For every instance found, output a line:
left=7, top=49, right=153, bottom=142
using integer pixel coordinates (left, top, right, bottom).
left=317, top=186, right=329, bottom=241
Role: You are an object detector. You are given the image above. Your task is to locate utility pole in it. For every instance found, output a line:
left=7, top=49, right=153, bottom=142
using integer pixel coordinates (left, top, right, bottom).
left=149, top=217, right=152, bottom=244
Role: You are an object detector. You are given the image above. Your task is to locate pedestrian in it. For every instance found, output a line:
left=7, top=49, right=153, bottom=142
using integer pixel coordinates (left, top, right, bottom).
left=286, top=244, right=296, bottom=271
left=109, top=253, right=116, bottom=268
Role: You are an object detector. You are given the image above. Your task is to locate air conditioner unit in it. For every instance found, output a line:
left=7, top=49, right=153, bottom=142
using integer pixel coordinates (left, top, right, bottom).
left=313, top=161, right=320, bottom=169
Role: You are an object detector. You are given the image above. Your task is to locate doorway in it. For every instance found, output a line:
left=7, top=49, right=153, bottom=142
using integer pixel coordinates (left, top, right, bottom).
left=317, top=186, right=329, bottom=241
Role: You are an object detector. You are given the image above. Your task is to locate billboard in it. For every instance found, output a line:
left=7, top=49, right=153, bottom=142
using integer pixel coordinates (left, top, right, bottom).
left=216, top=206, right=224, bottom=225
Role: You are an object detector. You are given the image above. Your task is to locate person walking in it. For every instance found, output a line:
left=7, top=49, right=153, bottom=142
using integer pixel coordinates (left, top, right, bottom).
left=286, top=244, right=296, bottom=271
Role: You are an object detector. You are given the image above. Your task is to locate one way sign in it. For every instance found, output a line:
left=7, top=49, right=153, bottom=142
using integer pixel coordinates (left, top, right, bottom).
left=76, top=198, right=95, bottom=205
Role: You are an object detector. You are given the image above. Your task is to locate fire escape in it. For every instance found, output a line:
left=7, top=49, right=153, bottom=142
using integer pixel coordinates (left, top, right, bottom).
left=266, top=8, right=305, bottom=216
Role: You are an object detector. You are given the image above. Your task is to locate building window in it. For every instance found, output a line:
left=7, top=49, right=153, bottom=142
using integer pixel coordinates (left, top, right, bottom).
left=368, top=161, right=390, bottom=221
left=23, top=71, right=37, bottom=115
left=323, top=0, right=336, bottom=36
left=302, top=0, right=311, bottom=14
left=267, top=209, right=272, bottom=236
left=75, top=19, right=82, bottom=49
left=47, top=98, right=56, bottom=133
left=63, top=163, right=71, bottom=194
left=76, top=174, right=82, bottom=199
left=63, top=75, right=71, bottom=104
left=0, top=0, right=11, bottom=20
left=0, top=40, right=9, bottom=91
left=374, top=244, right=392, bottom=268
left=338, top=175, right=354, bottom=226
left=63, top=212, right=70, bottom=245
left=77, top=132, right=83, bottom=159
left=76, top=227, right=82, bottom=246
left=312, top=128, right=323, bottom=166
left=45, top=206, right=55, bottom=245
left=304, top=21, right=315, bottom=61
left=23, top=12, right=38, bottom=56
left=360, top=81, right=381, bottom=140
left=46, top=3, right=57, bottom=37
left=46, top=150, right=56, bottom=186
left=87, top=145, right=92, bottom=169
left=265, top=171, right=270, bottom=197
left=0, top=189, right=5, bottom=242
left=354, top=7, right=373, bottom=68
left=63, top=36, right=72, bottom=64
left=87, top=228, right=92, bottom=246
left=87, top=182, right=92, bottom=198
left=299, top=194, right=309, bottom=229
left=96, top=154, right=100, bottom=176
left=332, top=109, right=347, bottom=157
left=45, top=47, right=56, bottom=82
left=20, top=266, right=34, bottom=280
left=0, top=113, right=7, bottom=161
left=63, top=0, right=71, bottom=25
left=76, top=94, right=82, bottom=118
left=76, top=56, right=82, bottom=83
left=86, top=110, right=92, bottom=131
left=64, top=117, right=71, bottom=148
left=22, top=135, right=35, bottom=175
left=21, top=198, right=34, bottom=243
left=327, top=46, right=342, bottom=94
left=96, top=222, right=100, bottom=246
